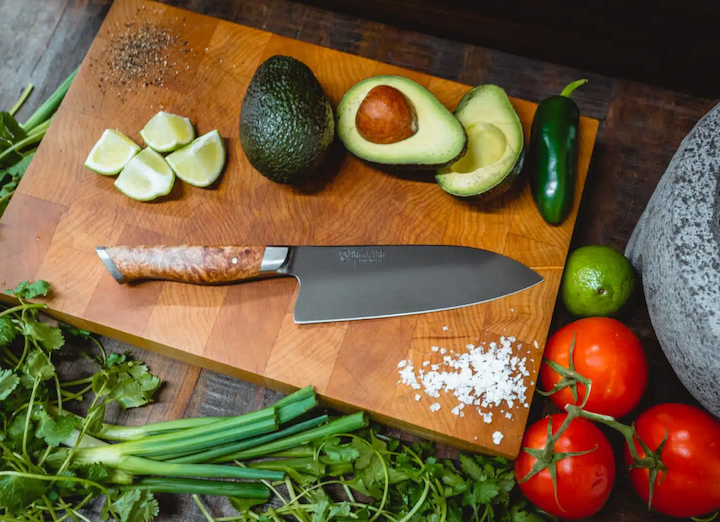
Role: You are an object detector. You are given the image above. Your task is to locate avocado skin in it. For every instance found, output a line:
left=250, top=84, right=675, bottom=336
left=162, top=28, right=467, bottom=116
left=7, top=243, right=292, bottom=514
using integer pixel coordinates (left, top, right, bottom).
left=240, top=55, right=334, bottom=184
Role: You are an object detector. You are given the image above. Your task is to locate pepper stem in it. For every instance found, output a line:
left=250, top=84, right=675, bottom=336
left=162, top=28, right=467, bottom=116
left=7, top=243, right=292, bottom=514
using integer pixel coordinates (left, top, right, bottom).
left=560, top=79, right=588, bottom=98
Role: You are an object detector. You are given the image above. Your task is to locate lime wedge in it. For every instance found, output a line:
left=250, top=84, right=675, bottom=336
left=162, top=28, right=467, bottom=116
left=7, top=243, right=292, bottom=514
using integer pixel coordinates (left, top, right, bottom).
left=84, top=129, right=141, bottom=175
left=114, top=148, right=175, bottom=201
left=166, top=130, right=225, bottom=187
left=139, top=111, right=195, bottom=153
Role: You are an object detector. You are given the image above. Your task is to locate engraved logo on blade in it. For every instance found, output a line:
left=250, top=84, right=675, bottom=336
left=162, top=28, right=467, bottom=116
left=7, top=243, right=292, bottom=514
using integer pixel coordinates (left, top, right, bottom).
left=339, top=249, right=386, bottom=264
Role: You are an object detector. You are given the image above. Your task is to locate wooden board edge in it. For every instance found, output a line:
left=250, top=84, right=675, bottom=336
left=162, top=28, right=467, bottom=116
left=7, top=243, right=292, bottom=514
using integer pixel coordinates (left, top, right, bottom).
left=8, top=300, right=514, bottom=456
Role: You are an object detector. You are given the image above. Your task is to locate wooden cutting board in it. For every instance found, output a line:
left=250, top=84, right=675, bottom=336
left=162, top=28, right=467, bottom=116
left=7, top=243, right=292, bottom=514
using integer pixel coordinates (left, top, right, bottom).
left=0, top=0, right=598, bottom=457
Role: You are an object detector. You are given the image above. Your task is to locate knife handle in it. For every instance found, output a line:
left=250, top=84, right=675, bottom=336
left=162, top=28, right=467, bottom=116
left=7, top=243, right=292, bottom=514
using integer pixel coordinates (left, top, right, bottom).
left=97, top=245, right=270, bottom=284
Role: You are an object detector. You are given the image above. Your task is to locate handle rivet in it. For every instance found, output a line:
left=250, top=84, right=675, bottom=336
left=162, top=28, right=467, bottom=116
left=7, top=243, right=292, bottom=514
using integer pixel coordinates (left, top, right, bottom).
left=232, top=258, right=238, bottom=264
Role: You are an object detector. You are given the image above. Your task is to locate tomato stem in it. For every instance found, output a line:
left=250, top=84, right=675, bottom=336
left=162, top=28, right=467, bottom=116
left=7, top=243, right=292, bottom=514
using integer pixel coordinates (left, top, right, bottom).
left=566, top=404, right=667, bottom=510
left=537, top=334, right=593, bottom=408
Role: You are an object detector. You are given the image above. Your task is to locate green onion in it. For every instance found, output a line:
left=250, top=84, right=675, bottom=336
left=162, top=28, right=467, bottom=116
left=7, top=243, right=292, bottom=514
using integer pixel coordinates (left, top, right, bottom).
left=76, top=408, right=278, bottom=461
left=94, top=386, right=316, bottom=441
left=121, top=477, right=271, bottom=499
left=167, top=415, right=329, bottom=465
left=22, top=67, right=78, bottom=132
left=213, top=412, right=369, bottom=463
left=111, top=456, right=284, bottom=481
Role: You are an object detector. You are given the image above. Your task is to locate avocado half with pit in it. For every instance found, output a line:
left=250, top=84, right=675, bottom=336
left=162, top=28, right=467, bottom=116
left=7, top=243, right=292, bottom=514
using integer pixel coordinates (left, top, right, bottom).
left=436, top=85, right=524, bottom=200
left=336, top=76, right=467, bottom=169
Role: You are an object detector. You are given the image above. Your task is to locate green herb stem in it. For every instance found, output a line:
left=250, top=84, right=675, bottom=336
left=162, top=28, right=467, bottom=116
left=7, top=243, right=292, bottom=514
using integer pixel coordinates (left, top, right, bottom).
left=193, top=494, right=216, bottom=522
left=168, top=415, right=329, bottom=465
left=22, top=67, right=78, bottom=132
left=215, top=412, right=369, bottom=463
left=9, top=84, right=33, bottom=117
left=0, top=303, right=46, bottom=319
left=122, top=477, right=271, bottom=499
left=247, top=456, right=351, bottom=473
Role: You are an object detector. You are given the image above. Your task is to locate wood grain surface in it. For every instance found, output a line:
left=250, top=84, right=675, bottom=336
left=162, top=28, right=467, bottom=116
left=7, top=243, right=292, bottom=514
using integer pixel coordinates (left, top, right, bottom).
left=1, top=0, right=716, bottom=520
left=102, top=245, right=267, bottom=283
left=0, top=0, right=599, bottom=458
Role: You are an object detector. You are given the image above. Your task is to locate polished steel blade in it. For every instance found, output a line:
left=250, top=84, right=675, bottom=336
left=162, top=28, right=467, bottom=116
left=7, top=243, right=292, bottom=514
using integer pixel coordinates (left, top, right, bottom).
left=283, top=245, right=543, bottom=324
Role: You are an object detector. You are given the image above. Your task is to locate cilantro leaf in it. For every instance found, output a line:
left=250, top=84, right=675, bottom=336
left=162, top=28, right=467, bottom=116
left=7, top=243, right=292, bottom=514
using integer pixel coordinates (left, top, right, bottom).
left=77, top=462, right=111, bottom=482
left=0, top=112, right=28, bottom=167
left=0, top=474, right=46, bottom=514
left=324, top=436, right=360, bottom=462
left=329, top=503, right=352, bottom=519
left=0, top=369, right=19, bottom=400
left=24, top=349, right=55, bottom=381
left=36, top=412, right=76, bottom=447
left=60, top=323, right=91, bottom=340
left=21, top=319, right=64, bottom=351
left=0, top=317, right=17, bottom=345
left=463, top=480, right=500, bottom=507
left=110, top=489, right=159, bottom=522
left=310, top=498, right=330, bottom=522
left=108, top=361, right=162, bottom=409
left=4, top=151, right=35, bottom=177
left=459, top=453, right=485, bottom=482
left=229, top=496, right=266, bottom=512
left=5, top=280, right=50, bottom=299
left=85, top=403, right=107, bottom=434
left=441, top=469, right=469, bottom=497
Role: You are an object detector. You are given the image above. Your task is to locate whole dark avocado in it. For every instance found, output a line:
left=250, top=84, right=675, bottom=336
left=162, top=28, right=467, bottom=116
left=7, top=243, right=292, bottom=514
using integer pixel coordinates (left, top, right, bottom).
left=240, top=55, right=334, bottom=184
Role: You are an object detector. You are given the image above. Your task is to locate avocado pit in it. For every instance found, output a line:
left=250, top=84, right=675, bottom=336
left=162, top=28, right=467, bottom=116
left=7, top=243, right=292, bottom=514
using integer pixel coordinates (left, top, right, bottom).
left=355, top=85, right=418, bottom=144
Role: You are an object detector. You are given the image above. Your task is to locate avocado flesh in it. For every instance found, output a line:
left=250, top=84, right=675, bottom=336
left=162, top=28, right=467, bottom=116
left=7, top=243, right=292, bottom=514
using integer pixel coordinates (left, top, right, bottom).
left=337, top=76, right=467, bottom=169
left=436, top=85, right=524, bottom=199
left=240, top=55, right=335, bottom=184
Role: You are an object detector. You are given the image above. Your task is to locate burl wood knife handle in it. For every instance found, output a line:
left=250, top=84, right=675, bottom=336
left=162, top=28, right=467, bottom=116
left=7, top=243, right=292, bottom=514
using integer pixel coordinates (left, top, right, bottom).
left=96, top=245, right=271, bottom=284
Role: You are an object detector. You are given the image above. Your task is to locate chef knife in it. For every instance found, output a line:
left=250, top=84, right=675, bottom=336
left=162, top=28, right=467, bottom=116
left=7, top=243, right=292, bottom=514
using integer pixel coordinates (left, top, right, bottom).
left=96, top=245, right=543, bottom=324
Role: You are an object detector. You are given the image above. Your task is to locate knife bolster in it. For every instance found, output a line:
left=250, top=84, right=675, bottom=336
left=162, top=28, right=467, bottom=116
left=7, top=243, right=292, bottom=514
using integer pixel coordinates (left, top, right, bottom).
left=260, top=247, right=290, bottom=273
left=97, top=245, right=268, bottom=284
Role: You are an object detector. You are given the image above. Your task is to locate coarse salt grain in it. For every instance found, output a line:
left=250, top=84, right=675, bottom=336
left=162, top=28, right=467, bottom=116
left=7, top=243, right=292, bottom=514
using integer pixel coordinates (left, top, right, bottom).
left=398, top=336, right=532, bottom=424
left=440, top=348, right=447, bottom=354
left=443, top=326, right=449, bottom=331
left=414, top=394, right=422, bottom=401
left=431, top=346, right=439, bottom=352
left=398, top=360, right=407, bottom=369
left=534, top=341, right=539, bottom=349
left=492, top=431, right=504, bottom=445
left=429, top=402, right=441, bottom=412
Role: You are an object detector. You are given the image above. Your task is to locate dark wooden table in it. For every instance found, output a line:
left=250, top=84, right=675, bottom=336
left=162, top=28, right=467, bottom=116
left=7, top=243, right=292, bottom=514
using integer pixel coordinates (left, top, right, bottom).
left=1, top=1, right=717, bottom=520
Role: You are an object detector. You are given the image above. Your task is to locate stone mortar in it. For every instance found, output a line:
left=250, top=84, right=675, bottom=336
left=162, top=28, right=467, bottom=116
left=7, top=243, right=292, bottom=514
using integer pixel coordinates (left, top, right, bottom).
left=626, top=102, right=720, bottom=417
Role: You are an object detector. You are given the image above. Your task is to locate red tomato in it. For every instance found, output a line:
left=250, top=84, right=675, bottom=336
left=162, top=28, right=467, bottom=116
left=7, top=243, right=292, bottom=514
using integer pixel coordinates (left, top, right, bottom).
left=540, top=317, right=648, bottom=418
left=625, top=403, right=720, bottom=517
left=515, top=414, right=616, bottom=519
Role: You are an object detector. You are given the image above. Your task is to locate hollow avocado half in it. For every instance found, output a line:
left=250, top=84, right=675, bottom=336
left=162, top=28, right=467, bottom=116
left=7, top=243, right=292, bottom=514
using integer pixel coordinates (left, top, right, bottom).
left=336, top=76, right=467, bottom=169
left=436, top=85, right=525, bottom=200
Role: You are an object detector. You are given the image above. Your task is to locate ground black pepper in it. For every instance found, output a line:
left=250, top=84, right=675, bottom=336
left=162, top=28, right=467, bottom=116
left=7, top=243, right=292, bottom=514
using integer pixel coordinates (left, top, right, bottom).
left=94, top=13, right=193, bottom=101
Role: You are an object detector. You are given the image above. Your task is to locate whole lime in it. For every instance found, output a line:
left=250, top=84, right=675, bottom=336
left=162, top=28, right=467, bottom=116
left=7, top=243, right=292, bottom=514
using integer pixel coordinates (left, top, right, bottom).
left=562, top=246, right=635, bottom=317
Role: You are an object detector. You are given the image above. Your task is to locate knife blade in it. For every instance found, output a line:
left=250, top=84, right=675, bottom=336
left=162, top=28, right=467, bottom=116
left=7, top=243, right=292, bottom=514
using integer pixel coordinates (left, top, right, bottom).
left=96, top=245, right=543, bottom=324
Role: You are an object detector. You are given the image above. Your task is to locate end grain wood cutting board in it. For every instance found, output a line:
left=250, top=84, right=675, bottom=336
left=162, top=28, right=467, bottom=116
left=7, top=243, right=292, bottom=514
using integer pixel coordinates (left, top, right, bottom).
left=0, top=0, right=598, bottom=457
